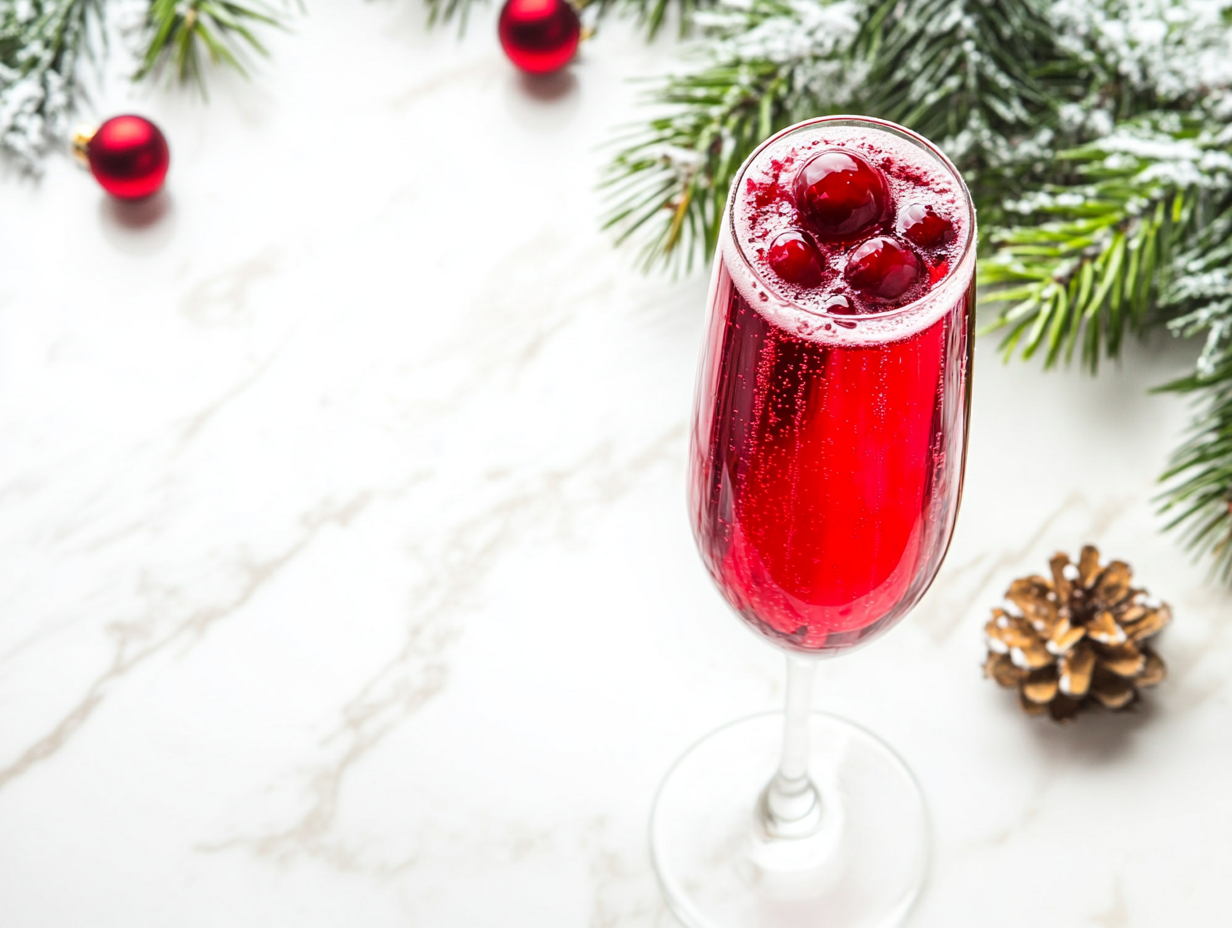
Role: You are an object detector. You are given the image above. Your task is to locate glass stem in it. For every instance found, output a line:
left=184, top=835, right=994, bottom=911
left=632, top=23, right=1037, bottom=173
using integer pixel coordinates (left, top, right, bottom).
left=758, top=655, right=822, bottom=839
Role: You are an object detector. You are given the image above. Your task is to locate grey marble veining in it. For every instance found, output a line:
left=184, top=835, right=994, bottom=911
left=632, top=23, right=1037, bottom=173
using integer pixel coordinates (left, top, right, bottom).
left=1, top=5, right=1230, bottom=927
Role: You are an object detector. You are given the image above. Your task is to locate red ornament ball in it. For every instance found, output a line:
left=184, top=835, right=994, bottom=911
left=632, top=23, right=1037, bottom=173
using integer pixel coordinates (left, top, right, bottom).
left=87, top=115, right=170, bottom=200
left=498, top=0, right=581, bottom=75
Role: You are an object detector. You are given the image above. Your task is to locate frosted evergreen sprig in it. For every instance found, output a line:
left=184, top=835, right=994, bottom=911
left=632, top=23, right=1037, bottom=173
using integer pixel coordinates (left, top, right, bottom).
left=1051, top=0, right=1232, bottom=114
left=0, top=0, right=288, bottom=168
left=602, top=0, right=861, bottom=269
left=0, top=0, right=104, bottom=168
left=978, top=115, right=1232, bottom=370
left=854, top=0, right=1070, bottom=174
left=601, top=0, right=1077, bottom=270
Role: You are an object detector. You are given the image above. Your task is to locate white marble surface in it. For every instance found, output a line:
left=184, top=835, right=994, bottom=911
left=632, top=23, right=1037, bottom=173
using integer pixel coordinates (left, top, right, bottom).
left=2, top=7, right=1231, bottom=927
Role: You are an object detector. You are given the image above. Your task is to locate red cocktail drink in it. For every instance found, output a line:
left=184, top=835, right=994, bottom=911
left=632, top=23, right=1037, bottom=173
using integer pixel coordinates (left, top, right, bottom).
left=689, top=122, right=975, bottom=655
left=656, top=118, right=974, bottom=928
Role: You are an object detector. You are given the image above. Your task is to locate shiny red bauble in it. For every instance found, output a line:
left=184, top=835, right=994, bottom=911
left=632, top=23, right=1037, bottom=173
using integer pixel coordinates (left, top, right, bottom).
left=498, top=0, right=581, bottom=74
left=793, top=149, right=890, bottom=241
left=844, top=236, right=920, bottom=300
left=86, top=115, right=170, bottom=200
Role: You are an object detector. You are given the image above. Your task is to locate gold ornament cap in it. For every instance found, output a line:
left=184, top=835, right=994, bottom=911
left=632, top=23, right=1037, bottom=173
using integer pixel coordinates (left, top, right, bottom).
left=71, top=124, right=97, bottom=167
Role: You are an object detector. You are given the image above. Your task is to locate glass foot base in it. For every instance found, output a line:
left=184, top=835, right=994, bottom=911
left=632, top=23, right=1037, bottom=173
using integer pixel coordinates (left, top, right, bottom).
left=651, top=712, right=928, bottom=928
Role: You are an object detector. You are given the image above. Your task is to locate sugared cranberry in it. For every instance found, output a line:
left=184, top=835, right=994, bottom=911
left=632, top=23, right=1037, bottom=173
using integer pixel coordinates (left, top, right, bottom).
left=822, top=295, right=854, bottom=315
left=897, top=202, right=954, bottom=248
left=792, top=149, right=890, bottom=241
left=767, top=229, right=824, bottom=287
left=844, top=236, right=920, bottom=299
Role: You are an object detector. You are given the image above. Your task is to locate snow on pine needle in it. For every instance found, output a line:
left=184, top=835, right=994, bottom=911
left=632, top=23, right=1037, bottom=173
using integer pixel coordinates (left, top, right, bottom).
left=1052, top=0, right=1232, bottom=106
left=0, top=0, right=103, bottom=170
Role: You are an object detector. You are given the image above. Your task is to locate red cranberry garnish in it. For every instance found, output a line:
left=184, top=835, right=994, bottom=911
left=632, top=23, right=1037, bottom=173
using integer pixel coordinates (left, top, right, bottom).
left=822, top=295, right=854, bottom=314
left=793, top=149, right=890, bottom=241
left=897, top=202, right=954, bottom=248
left=766, top=229, right=824, bottom=287
left=844, top=236, right=920, bottom=300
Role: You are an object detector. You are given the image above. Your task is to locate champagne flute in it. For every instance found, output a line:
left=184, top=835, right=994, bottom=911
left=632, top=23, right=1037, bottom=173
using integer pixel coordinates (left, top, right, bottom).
left=654, top=116, right=976, bottom=928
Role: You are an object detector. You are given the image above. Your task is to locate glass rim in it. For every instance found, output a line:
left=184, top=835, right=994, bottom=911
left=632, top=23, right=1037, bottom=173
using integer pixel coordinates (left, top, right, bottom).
left=724, top=115, right=977, bottom=323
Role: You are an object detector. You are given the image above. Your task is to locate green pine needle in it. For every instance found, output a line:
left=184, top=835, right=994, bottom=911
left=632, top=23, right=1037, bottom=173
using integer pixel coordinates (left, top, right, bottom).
left=603, top=56, right=804, bottom=271
left=425, top=0, right=478, bottom=30
left=978, top=124, right=1212, bottom=372
left=601, top=0, right=867, bottom=270
left=1156, top=355, right=1232, bottom=583
left=855, top=0, right=1071, bottom=170
left=137, top=0, right=288, bottom=91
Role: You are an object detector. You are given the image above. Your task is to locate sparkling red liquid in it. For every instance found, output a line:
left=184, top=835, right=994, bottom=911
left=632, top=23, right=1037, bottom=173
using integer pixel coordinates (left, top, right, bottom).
left=689, top=126, right=974, bottom=655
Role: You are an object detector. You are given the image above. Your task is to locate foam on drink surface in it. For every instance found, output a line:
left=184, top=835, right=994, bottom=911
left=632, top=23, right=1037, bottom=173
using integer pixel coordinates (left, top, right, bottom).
left=720, top=123, right=974, bottom=348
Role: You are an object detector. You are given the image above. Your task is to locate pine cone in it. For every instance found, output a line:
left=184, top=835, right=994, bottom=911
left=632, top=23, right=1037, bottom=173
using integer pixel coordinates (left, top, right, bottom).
left=983, top=545, right=1170, bottom=721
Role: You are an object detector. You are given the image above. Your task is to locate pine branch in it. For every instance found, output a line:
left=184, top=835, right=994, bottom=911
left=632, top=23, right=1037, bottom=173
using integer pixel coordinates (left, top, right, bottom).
left=1050, top=0, right=1232, bottom=120
left=0, top=0, right=105, bottom=168
left=424, top=0, right=479, bottom=30
left=137, top=0, right=289, bottom=90
left=1157, top=353, right=1232, bottom=583
left=979, top=195, right=1174, bottom=372
left=854, top=0, right=1076, bottom=172
left=1152, top=161, right=1232, bottom=578
left=980, top=115, right=1230, bottom=372
left=601, top=0, right=861, bottom=270
left=601, top=0, right=1083, bottom=271
left=602, top=58, right=799, bottom=271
